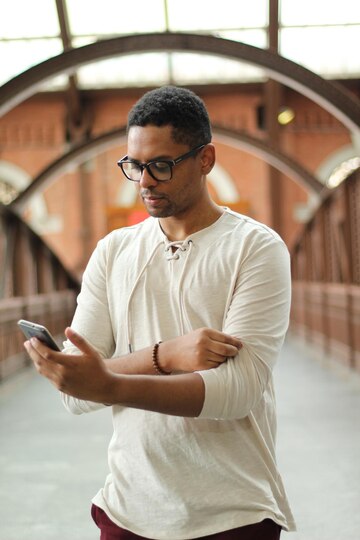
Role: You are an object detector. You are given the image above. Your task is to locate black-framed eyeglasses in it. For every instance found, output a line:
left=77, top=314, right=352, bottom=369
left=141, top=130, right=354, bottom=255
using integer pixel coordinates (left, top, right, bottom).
left=117, top=144, right=206, bottom=182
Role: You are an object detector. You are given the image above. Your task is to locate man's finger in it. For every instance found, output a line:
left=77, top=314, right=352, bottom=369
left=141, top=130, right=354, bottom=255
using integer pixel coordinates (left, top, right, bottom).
left=207, top=329, right=242, bottom=348
left=26, top=338, right=74, bottom=370
left=27, top=337, right=59, bottom=360
left=220, top=334, right=242, bottom=348
left=25, top=340, right=62, bottom=380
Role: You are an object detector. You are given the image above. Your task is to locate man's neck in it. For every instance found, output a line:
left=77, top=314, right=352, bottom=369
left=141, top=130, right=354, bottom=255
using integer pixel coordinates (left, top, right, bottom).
left=159, top=203, right=223, bottom=241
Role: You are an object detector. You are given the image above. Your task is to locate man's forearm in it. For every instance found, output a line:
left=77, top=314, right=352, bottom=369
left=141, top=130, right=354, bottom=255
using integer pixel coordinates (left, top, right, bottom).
left=106, top=346, right=156, bottom=375
left=105, top=372, right=205, bottom=417
left=105, top=329, right=242, bottom=376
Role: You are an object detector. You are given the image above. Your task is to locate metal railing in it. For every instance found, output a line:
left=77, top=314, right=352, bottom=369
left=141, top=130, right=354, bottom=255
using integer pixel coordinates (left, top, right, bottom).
left=0, top=203, right=79, bottom=380
left=290, top=168, right=360, bottom=370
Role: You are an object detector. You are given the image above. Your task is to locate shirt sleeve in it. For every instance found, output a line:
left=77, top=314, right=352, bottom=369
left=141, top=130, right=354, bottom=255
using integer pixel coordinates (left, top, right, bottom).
left=60, top=235, right=116, bottom=415
left=197, top=232, right=291, bottom=420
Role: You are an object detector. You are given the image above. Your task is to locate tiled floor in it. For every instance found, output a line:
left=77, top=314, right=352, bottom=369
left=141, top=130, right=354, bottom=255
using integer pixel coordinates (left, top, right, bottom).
left=0, top=335, right=359, bottom=540
left=0, top=369, right=111, bottom=540
left=275, top=336, right=360, bottom=540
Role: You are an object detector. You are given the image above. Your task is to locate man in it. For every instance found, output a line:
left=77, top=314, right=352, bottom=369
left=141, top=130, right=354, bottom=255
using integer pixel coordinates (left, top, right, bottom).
left=26, top=86, right=295, bottom=539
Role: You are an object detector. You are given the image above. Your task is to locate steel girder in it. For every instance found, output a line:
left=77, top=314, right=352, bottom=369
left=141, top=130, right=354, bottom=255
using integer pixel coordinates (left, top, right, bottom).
left=0, top=33, right=359, bottom=134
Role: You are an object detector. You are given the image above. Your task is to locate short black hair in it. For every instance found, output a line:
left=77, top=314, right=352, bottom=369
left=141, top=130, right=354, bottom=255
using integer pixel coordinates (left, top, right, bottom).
left=127, top=86, right=212, bottom=148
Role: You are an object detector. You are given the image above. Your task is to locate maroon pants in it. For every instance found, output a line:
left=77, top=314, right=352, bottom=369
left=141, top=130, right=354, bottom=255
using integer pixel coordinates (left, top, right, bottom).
left=91, top=504, right=281, bottom=540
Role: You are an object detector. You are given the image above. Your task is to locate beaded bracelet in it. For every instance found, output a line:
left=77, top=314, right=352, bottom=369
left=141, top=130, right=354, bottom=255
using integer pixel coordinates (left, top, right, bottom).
left=152, top=341, right=170, bottom=375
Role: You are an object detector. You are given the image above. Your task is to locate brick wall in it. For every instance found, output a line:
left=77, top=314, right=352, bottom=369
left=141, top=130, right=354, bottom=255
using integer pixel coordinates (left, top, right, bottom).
left=0, top=88, right=351, bottom=274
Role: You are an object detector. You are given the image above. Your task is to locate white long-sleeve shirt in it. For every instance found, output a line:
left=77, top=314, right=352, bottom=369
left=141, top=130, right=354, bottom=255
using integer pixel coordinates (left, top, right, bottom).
left=62, top=210, right=296, bottom=539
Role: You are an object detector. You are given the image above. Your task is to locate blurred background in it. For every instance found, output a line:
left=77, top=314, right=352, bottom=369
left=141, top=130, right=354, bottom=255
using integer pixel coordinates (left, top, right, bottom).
left=0, top=1, right=359, bottom=539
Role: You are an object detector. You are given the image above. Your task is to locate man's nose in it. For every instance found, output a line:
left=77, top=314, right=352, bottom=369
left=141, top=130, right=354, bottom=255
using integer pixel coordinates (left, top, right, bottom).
left=139, top=167, right=158, bottom=188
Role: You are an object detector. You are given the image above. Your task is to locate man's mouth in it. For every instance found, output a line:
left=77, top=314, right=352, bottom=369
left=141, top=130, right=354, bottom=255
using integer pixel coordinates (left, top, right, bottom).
left=142, top=193, right=166, bottom=207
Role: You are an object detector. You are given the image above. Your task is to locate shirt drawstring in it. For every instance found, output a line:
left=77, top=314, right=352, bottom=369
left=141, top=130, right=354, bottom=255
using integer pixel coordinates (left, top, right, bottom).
left=125, top=241, right=163, bottom=352
left=176, top=240, right=193, bottom=334
left=165, top=240, right=190, bottom=261
left=164, top=239, right=194, bottom=334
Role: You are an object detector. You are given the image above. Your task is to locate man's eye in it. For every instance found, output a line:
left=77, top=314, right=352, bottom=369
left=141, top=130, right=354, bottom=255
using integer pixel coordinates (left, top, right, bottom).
left=129, top=162, right=140, bottom=171
left=153, top=161, right=170, bottom=172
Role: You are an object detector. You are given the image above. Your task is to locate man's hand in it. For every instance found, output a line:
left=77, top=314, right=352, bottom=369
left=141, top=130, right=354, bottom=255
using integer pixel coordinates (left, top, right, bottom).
left=24, top=327, right=116, bottom=402
left=158, top=328, right=242, bottom=373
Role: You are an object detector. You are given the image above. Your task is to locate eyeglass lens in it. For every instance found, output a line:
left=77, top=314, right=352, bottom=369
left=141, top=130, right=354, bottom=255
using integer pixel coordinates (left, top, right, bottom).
left=122, top=161, right=172, bottom=182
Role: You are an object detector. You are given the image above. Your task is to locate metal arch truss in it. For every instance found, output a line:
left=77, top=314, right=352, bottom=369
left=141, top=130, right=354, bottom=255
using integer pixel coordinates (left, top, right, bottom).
left=9, top=126, right=326, bottom=214
left=0, top=33, right=360, bottom=134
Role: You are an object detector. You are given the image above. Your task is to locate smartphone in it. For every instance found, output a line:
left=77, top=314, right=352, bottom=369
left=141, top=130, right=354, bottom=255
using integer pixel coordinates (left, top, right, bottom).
left=17, top=319, right=61, bottom=351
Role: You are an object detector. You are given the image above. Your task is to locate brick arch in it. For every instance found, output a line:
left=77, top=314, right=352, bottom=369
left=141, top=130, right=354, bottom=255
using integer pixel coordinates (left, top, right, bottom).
left=316, top=144, right=360, bottom=184
left=0, top=33, right=359, bottom=134
left=9, top=126, right=325, bottom=214
left=0, top=160, right=61, bottom=233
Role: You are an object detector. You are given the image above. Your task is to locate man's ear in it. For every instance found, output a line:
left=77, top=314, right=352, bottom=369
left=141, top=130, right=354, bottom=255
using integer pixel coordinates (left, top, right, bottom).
left=200, top=144, right=216, bottom=175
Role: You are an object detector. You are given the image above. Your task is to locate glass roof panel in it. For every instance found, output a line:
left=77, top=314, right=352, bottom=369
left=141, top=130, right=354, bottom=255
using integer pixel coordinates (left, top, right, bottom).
left=72, top=36, right=101, bottom=51
left=280, top=26, right=360, bottom=78
left=39, top=74, right=69, bottom=92
left=76, top=53, right=169, bottom=88
left=171, top=53, right=265, bottom=85
left=67, top=0, right=166, bottom=35
left=0, top=39, right=63, bottom=85
left=280, top=0, right=360, bottom=25
left=0, top=0, right=60, bottom=38
left=167, top=0, right=268, bottom=30
left=0, top=0, right=359, bottom=91
left=217, top=29, right=267, bottom=48
left=76, top=52, right=266, bottom=89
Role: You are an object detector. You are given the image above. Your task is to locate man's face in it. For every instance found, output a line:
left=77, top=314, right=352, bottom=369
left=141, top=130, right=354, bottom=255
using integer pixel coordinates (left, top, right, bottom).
left=126, top=125, right=208, bottom=219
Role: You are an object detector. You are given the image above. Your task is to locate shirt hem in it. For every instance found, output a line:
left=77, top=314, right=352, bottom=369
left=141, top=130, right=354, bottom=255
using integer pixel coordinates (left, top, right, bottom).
left=92, top=492, right=296, bottom=539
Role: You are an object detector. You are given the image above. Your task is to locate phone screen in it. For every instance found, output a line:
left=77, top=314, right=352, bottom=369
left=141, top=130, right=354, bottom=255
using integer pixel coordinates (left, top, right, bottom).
left=17, top=319, right=61, bottom=351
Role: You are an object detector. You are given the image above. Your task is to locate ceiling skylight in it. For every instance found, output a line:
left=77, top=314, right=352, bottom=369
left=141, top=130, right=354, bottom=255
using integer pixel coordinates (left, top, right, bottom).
left=0, top=0, right=359, bottom=90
